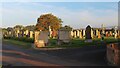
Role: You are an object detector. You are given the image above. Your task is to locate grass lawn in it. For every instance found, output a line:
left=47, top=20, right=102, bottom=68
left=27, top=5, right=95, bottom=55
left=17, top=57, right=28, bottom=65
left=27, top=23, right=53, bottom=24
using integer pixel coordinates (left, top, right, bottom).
left=3, top=37, right=119, bottom=48
left=3, top=39, right=32, bottom=49
left=45, top=37, right=119, bottom=48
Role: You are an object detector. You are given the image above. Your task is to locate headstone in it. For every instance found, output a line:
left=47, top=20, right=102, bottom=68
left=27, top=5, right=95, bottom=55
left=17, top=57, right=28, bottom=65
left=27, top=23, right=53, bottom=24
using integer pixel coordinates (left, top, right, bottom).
left=109, top=31, right=112, bottom=36
left=79, top=30, right=82, bottom=39
left=34, top=31, right=40, bottom=47
left=18, top=32, right=22, bottom=38
left=114, top=26, right=117, bottom=39
left=117, top=30, right=120, bottom=38
left=83, top=30, right=85, bottom=38
left=98, top=31, right=101, bottom=38
left=96, top=29, right=99, bottom=37
left=57, top=26, right=72, bottom=45
left=74, top=30, right=77, bottom=38
left=71, top=30, right=74, bottom=38
left=30, top=31, right=33, bottom=38
left=39, top=31, right=49, bottom=44
left=101, top=24, right=105, bottom=34
left=106, top=31, right=109, bottom=37
left=16, top=29, right=20, bottom=37
left=34, top=31, right=40, bottom=42
left=77, top=30, right=80, bottom=38
left=34, top=31, right=49, bottom=48
left=25, top=30, right=29, bottom=37
left=91, top=29, right=94, bottom=38
left=21, top=30, right=24, bottom=37
left=85, top=25, right=92, bottom=42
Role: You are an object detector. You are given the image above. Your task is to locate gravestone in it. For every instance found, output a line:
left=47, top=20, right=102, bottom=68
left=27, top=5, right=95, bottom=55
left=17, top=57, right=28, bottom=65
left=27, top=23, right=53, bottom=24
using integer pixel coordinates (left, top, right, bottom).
left=34, top=31, right=40, bottom=47
left=30, top=31, right=34, bottom=38
left=34, top=31, right=49, bottom=48
left=98, top=31, right=101, bottom=38
left=114, top=27, right=118, bottom=39
left=79, top=30, right=82, bottom=39
left=83, top=30, right=86, bottom=38
left=91, top=29, right=94, bottom=38
left=106, top=32, right=109, bottom=37
left=74, top=30, right=77, bottom=38
left=16, top=29, right=20, bottom=37
left=71, top=30, right=74, bottom=38
left=96, top=29, right=99, bottom=37
left=77, top=30, right=80, bottom=38
left=25, top=30, right=29, bottom=37
left=18, top=33, right=22, bottom=38
left=85, top=25, right=92, bottom=42
left=57, top=26, right=72, bottom=45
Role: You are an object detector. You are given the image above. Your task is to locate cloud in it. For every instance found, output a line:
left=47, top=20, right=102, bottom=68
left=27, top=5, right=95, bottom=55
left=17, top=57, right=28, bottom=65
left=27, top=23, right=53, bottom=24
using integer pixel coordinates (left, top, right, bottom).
left=2, top=8, right=41, bottom=27
left=54, top=8, right=118, bottom=28
left=2, top=2, right=118, bottom=29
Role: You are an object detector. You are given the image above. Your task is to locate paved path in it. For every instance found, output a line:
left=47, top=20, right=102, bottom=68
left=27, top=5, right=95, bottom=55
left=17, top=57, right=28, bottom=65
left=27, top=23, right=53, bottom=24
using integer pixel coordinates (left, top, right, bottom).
left=1, top=42, right=108, bottom=66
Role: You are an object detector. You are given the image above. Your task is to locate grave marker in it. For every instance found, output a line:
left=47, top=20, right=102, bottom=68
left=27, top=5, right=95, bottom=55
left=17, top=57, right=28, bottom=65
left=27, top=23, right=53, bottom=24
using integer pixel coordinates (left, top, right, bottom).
left=85, top=25, right=92, bottom=42
left=57, top=26, right=72, bottom=45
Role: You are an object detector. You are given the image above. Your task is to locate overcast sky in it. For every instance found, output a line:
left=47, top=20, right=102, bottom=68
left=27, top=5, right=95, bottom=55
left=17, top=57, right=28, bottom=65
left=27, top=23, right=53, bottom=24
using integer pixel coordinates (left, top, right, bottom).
left=1, top=0, right=119, bottom=29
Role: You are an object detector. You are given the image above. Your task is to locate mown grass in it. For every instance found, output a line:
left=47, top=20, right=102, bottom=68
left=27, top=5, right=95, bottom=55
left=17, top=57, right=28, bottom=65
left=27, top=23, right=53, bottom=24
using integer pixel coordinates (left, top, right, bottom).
left=46, top=37, right=119, bottom=48
left=3, top=39, right=32, bottom=49
left=3, top=37, right=119, bottom=48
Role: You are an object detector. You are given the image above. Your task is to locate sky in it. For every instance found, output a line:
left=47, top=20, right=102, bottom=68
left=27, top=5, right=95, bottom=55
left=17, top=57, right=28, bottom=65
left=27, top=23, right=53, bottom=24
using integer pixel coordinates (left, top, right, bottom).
left=1, top=0, right=119, bottom=29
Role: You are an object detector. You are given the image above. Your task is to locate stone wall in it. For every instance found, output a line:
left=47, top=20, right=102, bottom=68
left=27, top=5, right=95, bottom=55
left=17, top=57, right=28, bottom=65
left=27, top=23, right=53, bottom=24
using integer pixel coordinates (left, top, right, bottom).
left=107, top=43, right=120, bottom=65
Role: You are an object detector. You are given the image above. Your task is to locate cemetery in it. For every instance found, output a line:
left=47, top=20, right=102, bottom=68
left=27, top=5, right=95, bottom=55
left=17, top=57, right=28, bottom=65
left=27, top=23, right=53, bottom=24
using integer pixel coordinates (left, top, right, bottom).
left=2, top=1, right=120, bottom=66
left=2, top=13, right=120, bottom=66
left=2, top=25, right=120, bottom=46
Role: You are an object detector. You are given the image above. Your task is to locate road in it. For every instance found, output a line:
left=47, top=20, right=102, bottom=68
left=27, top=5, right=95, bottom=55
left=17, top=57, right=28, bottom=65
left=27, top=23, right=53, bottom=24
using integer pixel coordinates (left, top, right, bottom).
left=1, top=42, right=108, bottom=66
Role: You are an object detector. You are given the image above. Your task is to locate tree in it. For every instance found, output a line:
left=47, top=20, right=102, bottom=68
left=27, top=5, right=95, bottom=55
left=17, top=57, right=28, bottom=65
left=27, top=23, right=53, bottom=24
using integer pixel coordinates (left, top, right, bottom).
left=59, top=25, right=72, bottom=31
left=7, top=27, right=13, bottom=31
left=111, top=28, right=115, bottom=33
left=35, top=13, right=63, bottom=31
left=14, top=25, right=24, bottom=30
left=24, top=25, right=35, bottom=31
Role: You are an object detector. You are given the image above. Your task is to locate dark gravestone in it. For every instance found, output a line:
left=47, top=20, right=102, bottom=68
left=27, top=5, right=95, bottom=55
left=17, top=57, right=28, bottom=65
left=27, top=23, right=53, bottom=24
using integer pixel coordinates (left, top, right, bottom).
left=18, top=33, right=22, bottom=38
left=85, top=25, right=92, bottom=39
left=85, top=25, right=92, bottom=42
left=21, top=30, right=24, bottom=37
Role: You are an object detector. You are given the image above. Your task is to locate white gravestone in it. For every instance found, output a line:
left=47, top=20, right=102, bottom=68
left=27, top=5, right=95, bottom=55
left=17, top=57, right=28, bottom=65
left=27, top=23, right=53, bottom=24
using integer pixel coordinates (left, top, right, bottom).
left=58, top=31, right=71, bottom=43
left=34, top=31, right=49, bottom=48
left=58, top=27, right=72, bottom=45
left=30, top=31, right=33, bottom=38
